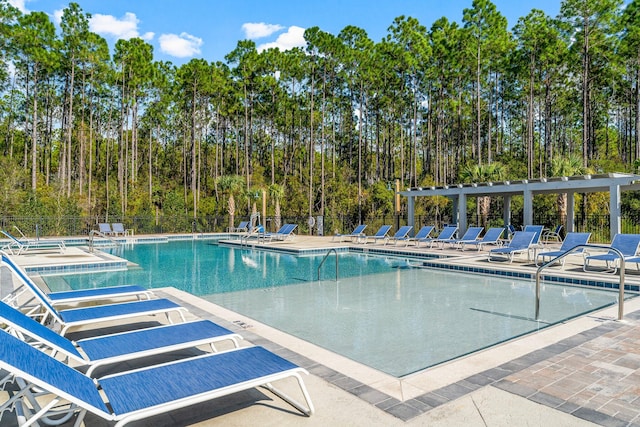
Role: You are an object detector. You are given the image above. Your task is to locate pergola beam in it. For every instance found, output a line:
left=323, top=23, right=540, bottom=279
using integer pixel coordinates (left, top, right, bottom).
left=399, top=173, right=640, bottom=241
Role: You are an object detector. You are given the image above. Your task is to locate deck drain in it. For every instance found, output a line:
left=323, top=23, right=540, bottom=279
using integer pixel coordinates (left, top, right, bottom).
left=232, top=320, right=253, bottom=329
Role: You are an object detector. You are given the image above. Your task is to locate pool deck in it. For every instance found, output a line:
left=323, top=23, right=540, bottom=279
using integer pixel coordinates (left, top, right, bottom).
left=1, top=234, right=640, bottom=426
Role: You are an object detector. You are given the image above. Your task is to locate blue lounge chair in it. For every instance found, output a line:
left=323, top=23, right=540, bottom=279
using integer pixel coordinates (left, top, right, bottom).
left=1, top=253, right=187, bottom=335
left=542, top=225, right=563, bottom=243
left=1, top=229, right=66, bottom=255
left=445, top=226, right=484, bottom=249
left=460, top=227, right=505, bottom=251
left=385, top=225, right=414, bottom=245
left=424, top=225, right=458, bottom=248
left=1, top=252, right=153, bottom=307
left=98, top=223, right=113, bottom=235
left=488, top=231, right=536, bottom=263
left=536, top=232, right=591, bottom=268
left=583, top=233, right=640, bottom=274
left=405, top=225, right=435, bottom=246
left=333, top=224, right=367, bottom=242
left=362, top=225, right=392, bottom=244
left=111, top=223, right=128, bottom=236
left=0, top=329, right=314, bottom=426
left=229, top=220, right=249, bottom=232
left=261, top=223, right=297, bottom=242
left=0, top=300, right=242, bottom=377
left=523, top=225, right=545, bottom=246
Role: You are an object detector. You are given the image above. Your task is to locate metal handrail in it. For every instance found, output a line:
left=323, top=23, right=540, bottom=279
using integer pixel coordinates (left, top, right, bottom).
left=535, top=244, right=625, bottom=321
left=318, top=249, right=339, bottom=281
left=88, top=229, right=120, bottom=253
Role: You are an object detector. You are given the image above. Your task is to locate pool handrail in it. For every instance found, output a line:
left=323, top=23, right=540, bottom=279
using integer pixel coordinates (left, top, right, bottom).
left=535, top=244, right=625, bottom=321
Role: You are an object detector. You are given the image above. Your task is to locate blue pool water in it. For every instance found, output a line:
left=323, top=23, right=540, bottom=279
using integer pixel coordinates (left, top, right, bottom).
left=43, top=240, right=620, bottom=377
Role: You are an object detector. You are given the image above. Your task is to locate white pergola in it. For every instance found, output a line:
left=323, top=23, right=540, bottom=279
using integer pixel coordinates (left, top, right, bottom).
left=401, top=173, right=640, bottom=241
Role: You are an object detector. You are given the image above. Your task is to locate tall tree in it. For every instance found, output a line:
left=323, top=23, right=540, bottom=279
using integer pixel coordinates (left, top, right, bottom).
left=12, top=11, right=58, bottom=191
left=560, top=0, right=623, bottom=166
left=59, top=2, right=91, bottom=196
left=462, top=0, right=509, bottom=166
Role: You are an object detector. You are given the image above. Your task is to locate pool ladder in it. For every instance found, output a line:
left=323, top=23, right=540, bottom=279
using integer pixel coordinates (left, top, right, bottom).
left=318, top=249, right=339, bottom=281
left=535, top=244, right=625, bottom=321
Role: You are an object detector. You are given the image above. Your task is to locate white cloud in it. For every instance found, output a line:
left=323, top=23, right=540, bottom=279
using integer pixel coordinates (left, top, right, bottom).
left=7, top=0, right=27, bottom=13
left=53, top=9, right=63, bottom=25
left=141, top=32, right=155, bottom=41
left=90, top=12, right=141, bottom=40
left=257, top=26, right=306, bottom=53
left=159, top=33, right=203, bottom=58
left=242, top=22, right=283, bottom=39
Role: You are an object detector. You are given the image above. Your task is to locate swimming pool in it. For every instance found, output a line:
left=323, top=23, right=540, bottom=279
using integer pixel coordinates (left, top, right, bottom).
left=44, top=240, right=620, bottom=377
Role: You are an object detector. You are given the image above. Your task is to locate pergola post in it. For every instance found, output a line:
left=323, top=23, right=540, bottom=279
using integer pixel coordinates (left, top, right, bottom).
left=566, top=192, right=575, bottom=233
left=503, top=195, right=511, bottom=228
left=407, top=196, right=415, bottom=232
left=457, top=194, right=467, bottom=235
left=610, top=185, right=621, bottom=240
left=523, top=190, right=533, bottom=226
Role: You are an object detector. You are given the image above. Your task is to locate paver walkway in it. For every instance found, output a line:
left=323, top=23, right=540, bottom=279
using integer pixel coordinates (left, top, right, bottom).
left=498, top=310, right=640, bottom=426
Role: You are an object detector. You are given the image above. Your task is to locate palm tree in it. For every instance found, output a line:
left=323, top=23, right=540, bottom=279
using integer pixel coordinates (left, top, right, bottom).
left=460, top=162, right=506, bottom=228
left=551, top=155, right=590, bottom=227
left=247, top=187, right=262, bottom=228
left=269, top=183, right=284, bottom=231
left=216, top=175, right=244, bottom=231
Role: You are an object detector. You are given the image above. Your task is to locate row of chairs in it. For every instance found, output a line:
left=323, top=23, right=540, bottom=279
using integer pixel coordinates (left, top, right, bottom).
left=239, top=223, right=298, bottom=243
left=1, top=227, right=66, bottom=255
left=98, top=222, right=129, bottom=236
left=490, top=228, right=640, bottom=273
left=0, top=251, right=314, bottom=425
left=335, top=224, right=506, bottom=250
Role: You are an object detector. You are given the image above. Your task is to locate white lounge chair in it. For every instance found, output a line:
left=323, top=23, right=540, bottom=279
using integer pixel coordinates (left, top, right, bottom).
left=385, top=226, right=413, bottom=245
left=333, top=224, right=367, bottom=242
left=111, top=223, right=128, bottom=236
left=229, top=220, right=249, bottom=232
left=1, top=253, right=187, bottom=335
left=405, top=225, right=435, bottom=246
left=536, top=232, right=591, bottom=268
left=1, top=229, right=66, bottom=255
left=1, top=252, right=153, bottom=307
left=583, top=233, right=640, bottom=274
left=424, top=225, right=458, bottom=248
left=98, top=223, right=113, bottom=235
left=362, top=225, right=392, bottom=244
left=442, top=226, right=483, bottom=249
left=0, top=300, right=242, bottom=377
left=488, top=231, right=536, bottom=263
left=261, top=223, right=297, bottom=242
left=460, top=227, right=505, bottom=251
left=0, top=329, right=314, bottom=426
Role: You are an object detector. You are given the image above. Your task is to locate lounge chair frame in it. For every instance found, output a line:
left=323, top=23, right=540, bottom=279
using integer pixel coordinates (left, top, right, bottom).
left=0, top=330, right=314, bottom=426
left=1, top=229, right=66, bottom=255
left=535, top=232, right=591, bottom=268
left=424, top=225, right=458, bottom=248
left=0, top=300, right=242, bottom=377
left=583, top=233, right=640, bottom=274
left=361, top=225, right=392, bottom=244
left=405, top=226, right=435, bottom=246
left=385, top=226, right=413, bottom=246
left=1, top=253, right=186, bottom=335
left=488, top=231, right=536, bottom=263
left=333, top=224, right=367, bottom=242
left=459, top=227, right=505, bottom=251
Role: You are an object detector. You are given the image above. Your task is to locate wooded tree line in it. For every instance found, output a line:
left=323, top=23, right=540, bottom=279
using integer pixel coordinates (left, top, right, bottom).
left=0, top=0, right=639, bottom=232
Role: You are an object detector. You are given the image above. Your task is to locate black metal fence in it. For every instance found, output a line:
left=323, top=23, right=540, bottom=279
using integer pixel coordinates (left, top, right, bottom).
left=3, top=213, right=640, bottom=243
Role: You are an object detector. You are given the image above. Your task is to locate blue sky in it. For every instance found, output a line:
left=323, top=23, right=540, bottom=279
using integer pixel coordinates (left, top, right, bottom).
left=11, top=0, right=564, bottom=65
